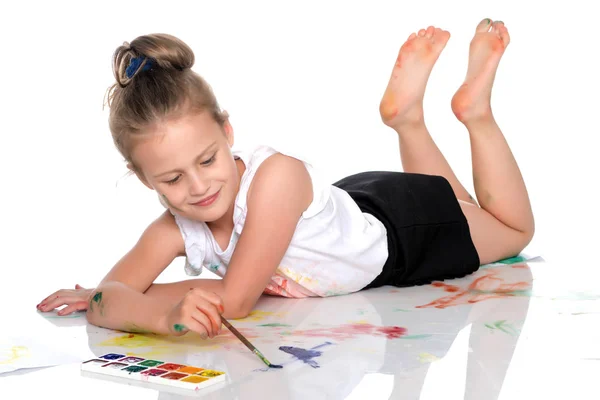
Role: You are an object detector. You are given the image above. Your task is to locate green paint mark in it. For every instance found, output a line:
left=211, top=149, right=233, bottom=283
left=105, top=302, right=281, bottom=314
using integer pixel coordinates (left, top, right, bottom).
left=123, top=365, right=146, bottom=373
left=43, top=312, right=84, bottom=319
left=209, top=264, right=220, bottom=271
left=139, top=359, right=163, bottom=367
left=258, top=323, right=292, bottom=328
left=393, top=308, right=411, bottom=312
left=400, top=334, right=432, bottom=340
left=485, top=320, right=520, bottom=336
left=173, top=324, right=187, bottom=332
left=280, top=331, right=293, bottom=336
left=497, top=255, right=527, bottom=265
left=89, top=291, right=105, bottom=316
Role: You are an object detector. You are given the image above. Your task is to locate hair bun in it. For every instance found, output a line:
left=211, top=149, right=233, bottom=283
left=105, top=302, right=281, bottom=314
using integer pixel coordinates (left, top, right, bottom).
left=112, top=33, right=195, bottom=87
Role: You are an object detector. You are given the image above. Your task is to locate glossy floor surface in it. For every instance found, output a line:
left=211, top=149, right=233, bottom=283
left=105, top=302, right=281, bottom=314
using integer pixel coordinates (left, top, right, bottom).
left=2, top=258, right=599, bottom=399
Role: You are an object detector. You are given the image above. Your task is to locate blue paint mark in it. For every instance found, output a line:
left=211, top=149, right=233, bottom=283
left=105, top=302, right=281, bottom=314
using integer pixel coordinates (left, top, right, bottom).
left=278, top=341, right=333, bottom=368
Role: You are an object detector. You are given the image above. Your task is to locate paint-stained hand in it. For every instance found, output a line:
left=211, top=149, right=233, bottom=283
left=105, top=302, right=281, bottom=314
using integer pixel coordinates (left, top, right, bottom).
left=37, top=284, right=94, bottom=315
left=163, top=288, right=224, bottom=338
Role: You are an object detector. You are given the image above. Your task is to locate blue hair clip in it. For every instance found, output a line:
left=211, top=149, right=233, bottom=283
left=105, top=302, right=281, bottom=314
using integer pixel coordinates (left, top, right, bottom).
left=125, top=57, right=153, bottom=78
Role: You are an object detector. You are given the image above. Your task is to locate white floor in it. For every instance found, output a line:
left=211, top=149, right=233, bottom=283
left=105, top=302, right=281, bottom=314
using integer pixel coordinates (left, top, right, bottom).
left=2, top=258, right=599, bottom=399
left=1, top=1, right=598, bottom=399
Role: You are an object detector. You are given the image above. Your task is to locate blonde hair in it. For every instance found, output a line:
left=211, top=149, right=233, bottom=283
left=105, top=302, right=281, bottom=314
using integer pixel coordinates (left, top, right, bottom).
left=105, top=33, right=228, bottom=169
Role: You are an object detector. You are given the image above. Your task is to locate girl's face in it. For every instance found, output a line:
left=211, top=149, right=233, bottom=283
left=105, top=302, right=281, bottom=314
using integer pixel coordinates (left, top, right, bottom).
left=131, top=111, right=241, bottom=224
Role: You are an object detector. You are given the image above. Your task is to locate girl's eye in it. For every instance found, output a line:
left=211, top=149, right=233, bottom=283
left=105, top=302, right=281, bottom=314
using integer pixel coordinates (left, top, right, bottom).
left=201, top=154, right=216, bottom=166
left=165, top=175, right=181, bottom=185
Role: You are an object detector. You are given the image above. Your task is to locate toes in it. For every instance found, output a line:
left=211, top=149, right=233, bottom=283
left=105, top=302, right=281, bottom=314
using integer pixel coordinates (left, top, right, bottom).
left=491, top=21, right=509, bottom=47
left=476, top=18, right=492, bottom=33
left=407, top=32, right=417, bottom=41
left=425, top=26, right=435, bottom=39
left=418, top=29, right=426, bottom=37
left=432, top=28, right=450, bottom=45
left=492, top=20, right=504, bottom=33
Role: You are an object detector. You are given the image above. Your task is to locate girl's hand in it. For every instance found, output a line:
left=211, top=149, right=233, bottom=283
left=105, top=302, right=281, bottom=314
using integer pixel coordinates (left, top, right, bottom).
left=37, top=284, right=94, bottom=316
left=163, top=289, right=224, bottom=338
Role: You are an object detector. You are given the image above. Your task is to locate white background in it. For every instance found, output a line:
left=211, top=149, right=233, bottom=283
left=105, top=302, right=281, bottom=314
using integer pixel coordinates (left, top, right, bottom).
left=0, top=2, right=597, bottom=397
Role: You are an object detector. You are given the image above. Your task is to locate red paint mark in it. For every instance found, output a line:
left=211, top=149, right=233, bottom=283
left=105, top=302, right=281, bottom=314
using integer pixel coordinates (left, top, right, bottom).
left=431, top=282, right=460, bottom=292
left=291, top=323, right=407, bottom=340
left=417, top=271, right=531, bottom=309
left=127, top=334, right=135, bottom=338
left=512, top=264, right=528, bottom=269
left=377, top=326, right=406, bottom=339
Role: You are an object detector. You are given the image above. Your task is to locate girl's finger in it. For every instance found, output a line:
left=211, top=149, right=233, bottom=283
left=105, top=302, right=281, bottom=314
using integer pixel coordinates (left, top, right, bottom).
left=58, top=301, right=88, bottom=316
left=198, top=291, right=224, bottom=313
left=178, top=317, right=209, bottom=339
left=75, top=284, right=85, bottom=290
left=41, top=295, right=87, bottom=311
left=38, top=291, right=64, bottom=308
left=195, top=303, right=222, bottom=336
left=190, top=308, right=215, bottom=338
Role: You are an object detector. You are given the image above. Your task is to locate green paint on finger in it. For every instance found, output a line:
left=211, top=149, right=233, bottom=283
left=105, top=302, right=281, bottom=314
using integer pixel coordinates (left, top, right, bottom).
left=173, top=324, right=187, bottom=332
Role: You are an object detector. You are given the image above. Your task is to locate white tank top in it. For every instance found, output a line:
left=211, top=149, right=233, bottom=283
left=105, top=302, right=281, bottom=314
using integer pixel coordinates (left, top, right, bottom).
left=172, top=145, right=388, bottom=297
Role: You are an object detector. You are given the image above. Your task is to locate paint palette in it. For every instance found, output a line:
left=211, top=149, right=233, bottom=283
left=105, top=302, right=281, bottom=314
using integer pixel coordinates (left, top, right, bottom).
left=81, top=353, right=226, bottom=391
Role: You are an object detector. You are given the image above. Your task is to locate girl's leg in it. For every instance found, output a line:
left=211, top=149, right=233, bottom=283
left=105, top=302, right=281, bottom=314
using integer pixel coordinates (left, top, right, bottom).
left=379, top=19, right=534, bottom=264
left=451, top=21, right=534, bottom=244
left=379, top=25, right=478, bottom=205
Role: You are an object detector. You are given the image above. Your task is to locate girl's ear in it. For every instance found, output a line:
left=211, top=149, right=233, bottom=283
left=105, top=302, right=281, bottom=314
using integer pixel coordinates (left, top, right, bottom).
left=127, top=163, right=154, bottom=190
left=221, top=111, right=234, bottom=147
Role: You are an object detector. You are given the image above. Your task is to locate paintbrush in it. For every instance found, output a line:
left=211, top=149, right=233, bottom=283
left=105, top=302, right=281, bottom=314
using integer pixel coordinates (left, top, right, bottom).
left=220, top=317, right=282, bottom=369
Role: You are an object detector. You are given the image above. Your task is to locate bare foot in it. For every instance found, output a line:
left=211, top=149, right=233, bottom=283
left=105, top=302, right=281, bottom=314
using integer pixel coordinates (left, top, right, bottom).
left=451, top=19, right=511, bottom=123
left=379, top=26, right=450, bottom=129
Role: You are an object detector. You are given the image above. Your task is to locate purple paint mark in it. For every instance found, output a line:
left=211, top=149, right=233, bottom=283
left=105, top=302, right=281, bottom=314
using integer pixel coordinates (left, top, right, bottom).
left=278, top=341, right=333, bottom=368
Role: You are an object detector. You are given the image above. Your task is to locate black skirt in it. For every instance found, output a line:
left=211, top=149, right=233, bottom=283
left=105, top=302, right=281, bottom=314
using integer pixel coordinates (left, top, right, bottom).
left=333, top=171, right=480, bottom=289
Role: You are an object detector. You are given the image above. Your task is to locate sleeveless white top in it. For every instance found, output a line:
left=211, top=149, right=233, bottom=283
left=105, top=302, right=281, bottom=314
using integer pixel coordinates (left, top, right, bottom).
left=172, top=145, right=388, bottom=297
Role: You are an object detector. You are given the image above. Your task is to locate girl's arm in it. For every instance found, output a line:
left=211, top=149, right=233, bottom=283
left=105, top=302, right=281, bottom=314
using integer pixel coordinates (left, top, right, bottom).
left=85, top=211, right=222, bottom=337
left=144, top=153, right=313, bottom=319
left=221, top=153, right=313, bottom=316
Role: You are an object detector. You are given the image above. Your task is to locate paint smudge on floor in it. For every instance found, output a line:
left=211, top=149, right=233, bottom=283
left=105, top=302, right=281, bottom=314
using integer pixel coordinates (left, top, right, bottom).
left=0, top=346, right=30, bottom=365
left=393, top=308, right=411, bottom=312
left=279, top=342, right=333, bottom=368
left=97, top=327, right=260, bottom=357
left=236, top=310, right=287, bottom=323
left=258, top=323, right=292, bottom=328
left=418, top=352, right=440, bottom=363
left=290, top=323, right=407, bottom=340
left=484, top=320, right=521, bottom=336
left=417, top=270, right=531, bottom=309
left=400, top=334, right=432, bottom=340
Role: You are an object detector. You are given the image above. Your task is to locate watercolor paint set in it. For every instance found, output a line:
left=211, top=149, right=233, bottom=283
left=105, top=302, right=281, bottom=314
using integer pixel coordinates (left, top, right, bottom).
left=81, top=353, right=226, bottom=391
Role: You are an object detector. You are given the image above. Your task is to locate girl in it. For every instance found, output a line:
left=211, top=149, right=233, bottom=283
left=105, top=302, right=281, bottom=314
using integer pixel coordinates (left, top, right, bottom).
left=38, top=18, right=534, bottom=339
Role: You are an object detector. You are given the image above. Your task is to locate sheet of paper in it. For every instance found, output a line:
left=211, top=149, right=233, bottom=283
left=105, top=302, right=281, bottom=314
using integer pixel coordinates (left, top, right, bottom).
left=0, top=335, right=82, bottom=375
